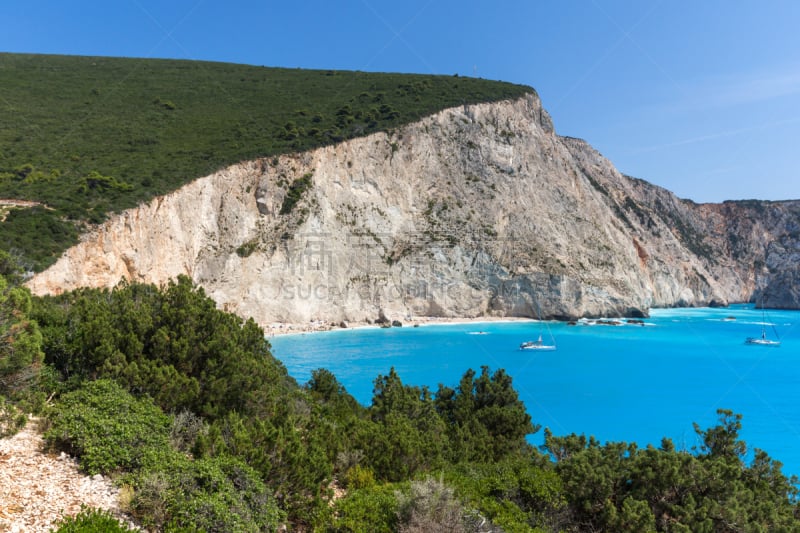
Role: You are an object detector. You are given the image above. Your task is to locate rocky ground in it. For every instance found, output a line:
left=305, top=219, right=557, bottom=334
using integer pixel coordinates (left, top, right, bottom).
left=0, top=419, right=137, bottom=532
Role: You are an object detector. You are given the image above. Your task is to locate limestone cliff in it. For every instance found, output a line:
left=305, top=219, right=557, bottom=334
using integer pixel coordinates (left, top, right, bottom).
left=26, top=94, right=800, bottom=324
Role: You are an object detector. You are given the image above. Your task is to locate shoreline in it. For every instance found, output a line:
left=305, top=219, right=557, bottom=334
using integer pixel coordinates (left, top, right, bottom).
left=264, top=315, right=536, bottom=337
left=262, top=304, right=771, bottom=337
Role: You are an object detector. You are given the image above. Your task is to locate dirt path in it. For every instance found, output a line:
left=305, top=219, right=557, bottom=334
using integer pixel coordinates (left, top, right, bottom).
left=0, top=419, right=137, bottom=532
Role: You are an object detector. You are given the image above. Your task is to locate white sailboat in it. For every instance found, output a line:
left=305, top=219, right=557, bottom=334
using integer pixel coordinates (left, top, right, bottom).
left=745, top=296, right=781, bottom=347
left=745, top=330, right=780, bottom=346
left=519, top=333, right=556, bottom=351
left=520, top=300, right=557, bottom=351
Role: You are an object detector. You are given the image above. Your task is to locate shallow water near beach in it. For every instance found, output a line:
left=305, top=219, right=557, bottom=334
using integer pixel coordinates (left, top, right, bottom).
left=270, top=304, right=800, bottom=476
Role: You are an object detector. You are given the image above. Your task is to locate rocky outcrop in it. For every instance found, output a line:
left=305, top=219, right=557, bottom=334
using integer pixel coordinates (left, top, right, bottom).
left=26, top=94, right=800, bottom=324
left=692, top=200, right=800, bottom=308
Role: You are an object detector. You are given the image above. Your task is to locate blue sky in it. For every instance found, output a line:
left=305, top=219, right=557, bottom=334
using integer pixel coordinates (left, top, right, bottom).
left=2, top=1, right=800, bottom=202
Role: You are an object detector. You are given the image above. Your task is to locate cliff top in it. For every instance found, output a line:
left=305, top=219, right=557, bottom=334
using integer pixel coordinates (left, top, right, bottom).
left=0, top=52, right=533, bottom=270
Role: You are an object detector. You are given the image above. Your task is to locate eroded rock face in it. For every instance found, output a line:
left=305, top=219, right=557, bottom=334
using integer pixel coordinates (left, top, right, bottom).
left=26, top=94, right=800, bottom=324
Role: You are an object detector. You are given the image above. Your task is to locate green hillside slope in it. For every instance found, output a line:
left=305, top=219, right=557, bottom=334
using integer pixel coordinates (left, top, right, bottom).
left=0, top=53, right=532, bottom=270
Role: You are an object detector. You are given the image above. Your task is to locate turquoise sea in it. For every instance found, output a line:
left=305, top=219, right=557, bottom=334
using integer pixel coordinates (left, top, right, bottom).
left=270, top=305, right=800, bottom=477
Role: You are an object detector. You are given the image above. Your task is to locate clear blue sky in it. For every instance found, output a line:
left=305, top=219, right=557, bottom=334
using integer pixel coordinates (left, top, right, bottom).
left=3, top=1, right=799, bottom=202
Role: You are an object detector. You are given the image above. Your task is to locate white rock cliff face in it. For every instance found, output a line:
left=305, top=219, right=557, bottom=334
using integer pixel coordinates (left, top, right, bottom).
left=26, top=94, right=800, bottom=324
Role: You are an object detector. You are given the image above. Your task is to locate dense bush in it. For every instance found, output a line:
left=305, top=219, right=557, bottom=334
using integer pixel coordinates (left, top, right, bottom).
left=0, top=206, right=80, bottom=271
left=32, top=275, right=295, bottom=420
left=543, top=409, right=800, bottom=532
left=196, top=408, right=334, bottom=525
left=129, top=453, right=285, bottom=532
left=443, top=458, right=565, bottom=532
left=330, top=483, right=402, bottom=533
left=33, top=277, right=325, bottom=524
left=42, top=379, right=285, bottom=531
left=0, top=268, right=43, bottom=396
left=365, top=368, right=449, bottom=480
left=43, top=379, right=171, bottom=475
left=331, top=478, right=501, bottom=533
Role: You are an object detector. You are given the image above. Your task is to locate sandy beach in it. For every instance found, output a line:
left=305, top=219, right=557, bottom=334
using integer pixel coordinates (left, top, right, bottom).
left=263, top=315, right=535, bottom=337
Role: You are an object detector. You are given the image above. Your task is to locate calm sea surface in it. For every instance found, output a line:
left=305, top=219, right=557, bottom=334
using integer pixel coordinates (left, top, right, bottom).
left=270, top=305, right=800, bottom=476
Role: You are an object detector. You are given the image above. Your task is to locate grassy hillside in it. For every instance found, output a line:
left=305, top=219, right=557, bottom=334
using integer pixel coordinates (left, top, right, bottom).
left=0, top=52, right=532, bottom=271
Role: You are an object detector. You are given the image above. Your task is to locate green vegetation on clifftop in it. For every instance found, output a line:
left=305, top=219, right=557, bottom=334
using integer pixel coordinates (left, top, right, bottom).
left=0, top=52, right=532, bottom=270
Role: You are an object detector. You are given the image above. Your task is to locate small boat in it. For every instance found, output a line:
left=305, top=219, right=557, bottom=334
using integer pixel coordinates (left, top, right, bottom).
left=520, top=300, right=557, bottom=350
left=745, top=332, right=780, bottom=347
left=745, top=298, right=780, bottom=347
left=519, top=334, right=556, bottom=351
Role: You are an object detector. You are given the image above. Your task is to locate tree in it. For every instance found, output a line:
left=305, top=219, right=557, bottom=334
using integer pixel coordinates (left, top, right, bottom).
left=366, top=368, right=447, bottom=480
left=693, top=408, right=746, bottom=461
left=436, top=366, right=537, bottom=462
left=307, top=367, right=363, bottom=419
left=305, top=367, right=369, bottom=482
left=544, top=411, right=800, bottom=532
left=0, top=272, right=43, bottom=394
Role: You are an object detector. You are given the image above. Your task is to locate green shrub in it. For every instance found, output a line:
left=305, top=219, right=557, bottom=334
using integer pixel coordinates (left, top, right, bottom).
left=0, top=272, right=44, bottom=395
left=443, top=458, right=564, bottom=532
left=169, top=409, right=207, bottom=454
left=0, top=395, right=26, bottom=438
left=80, top=171, right=134, bottom=193
left=435, top=366, right=537, bottom=463
left=130, top=454, right=285, bottom=532
left=331, top=483, right=401, bottom=533
left=44, top=379, right=171, bottom=475
left=44, top=379, right=285, bottom=531
left=49, top=506, right=137, bottom=532
left=279, top=172, right=314, bottom=215
left=198, top=408, right=334, bottom=524
left=344, top=464, right=376, bottom=490
left=235, top=239, right=258, bottom=258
